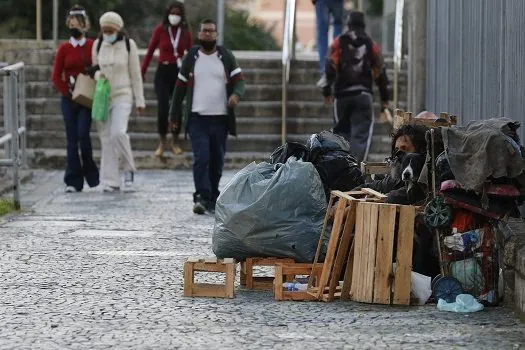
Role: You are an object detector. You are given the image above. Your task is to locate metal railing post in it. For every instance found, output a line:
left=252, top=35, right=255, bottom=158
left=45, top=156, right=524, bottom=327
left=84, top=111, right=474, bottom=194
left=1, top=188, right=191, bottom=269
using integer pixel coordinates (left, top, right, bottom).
left=19, top=68, right=27, bottom=167
left=10, top=74, right=21, bottom=210
left=281, top=0, right=297, bottom=145
left=1, top=62, right=26, bottom=210
left=3, top=76, right=12, bottom=157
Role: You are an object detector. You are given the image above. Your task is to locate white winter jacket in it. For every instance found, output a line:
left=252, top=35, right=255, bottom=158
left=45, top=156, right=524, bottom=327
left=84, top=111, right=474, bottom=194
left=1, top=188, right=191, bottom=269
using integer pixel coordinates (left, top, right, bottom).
left=92, top=37, right=145, bottom=108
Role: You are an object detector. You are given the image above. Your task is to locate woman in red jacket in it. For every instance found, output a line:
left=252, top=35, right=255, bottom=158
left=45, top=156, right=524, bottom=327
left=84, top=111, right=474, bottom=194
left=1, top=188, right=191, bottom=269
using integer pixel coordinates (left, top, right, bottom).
left=51, top=5, right=99, bottom=193
left=141, top=1, right=193, bottom=157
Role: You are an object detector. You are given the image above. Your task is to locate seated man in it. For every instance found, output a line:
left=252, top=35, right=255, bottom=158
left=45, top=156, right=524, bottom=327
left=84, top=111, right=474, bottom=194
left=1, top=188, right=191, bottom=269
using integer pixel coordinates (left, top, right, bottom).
left=356, top=124, right=429, bottom=194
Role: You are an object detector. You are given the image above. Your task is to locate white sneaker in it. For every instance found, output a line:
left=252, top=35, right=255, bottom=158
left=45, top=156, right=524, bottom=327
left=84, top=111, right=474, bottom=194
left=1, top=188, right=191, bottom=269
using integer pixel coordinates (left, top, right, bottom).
left=316, top=75, right=328, bottom=88
left=65, top=186, right=77, bottom=193
left=102, top=185, right=120, bottom=193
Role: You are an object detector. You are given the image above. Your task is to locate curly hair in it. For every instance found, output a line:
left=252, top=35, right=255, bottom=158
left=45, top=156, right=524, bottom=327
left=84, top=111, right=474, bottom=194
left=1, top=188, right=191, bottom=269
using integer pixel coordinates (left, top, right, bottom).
left=390, top=124, right=429, bottom=155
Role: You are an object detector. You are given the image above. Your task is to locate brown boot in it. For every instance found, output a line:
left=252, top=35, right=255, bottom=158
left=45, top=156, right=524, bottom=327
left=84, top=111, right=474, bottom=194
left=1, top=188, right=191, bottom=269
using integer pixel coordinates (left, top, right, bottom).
left=171, top=137, right=183, bottom=155
left=155, top=136, right=167, bottom=157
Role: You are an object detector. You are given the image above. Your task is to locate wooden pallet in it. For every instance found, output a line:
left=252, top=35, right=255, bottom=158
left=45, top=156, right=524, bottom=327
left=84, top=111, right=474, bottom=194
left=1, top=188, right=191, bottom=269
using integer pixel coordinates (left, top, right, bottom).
left=240, top=257, right=294, bottom=290
left=393, top=109, right=458, bottom=130
left=183, top=257, right=236, bottom=298
left=360, top=161, right=391, bottom=182
left=306, top=191, right=364, bottom=302
left=350, top=202, right=415, bottom=305
left=274, top=263, right=324, bottom=301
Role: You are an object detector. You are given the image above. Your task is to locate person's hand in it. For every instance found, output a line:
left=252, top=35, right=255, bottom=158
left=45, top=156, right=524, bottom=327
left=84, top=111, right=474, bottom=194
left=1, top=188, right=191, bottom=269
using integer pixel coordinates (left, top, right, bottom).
left=136, top=107, right=145, bottom=115
left=227, top=94, right=240, bottom=108
left=323, top=96, right=332, bottom=105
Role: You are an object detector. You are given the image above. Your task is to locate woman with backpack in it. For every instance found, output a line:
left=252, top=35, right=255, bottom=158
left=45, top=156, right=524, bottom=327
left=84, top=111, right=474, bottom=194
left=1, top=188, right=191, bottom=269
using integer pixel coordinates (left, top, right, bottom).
left=90, top=11, right=145, bottom=192
left=51, top=5, right=99, bottom=193
left=141, top=1, right=193, bottom=157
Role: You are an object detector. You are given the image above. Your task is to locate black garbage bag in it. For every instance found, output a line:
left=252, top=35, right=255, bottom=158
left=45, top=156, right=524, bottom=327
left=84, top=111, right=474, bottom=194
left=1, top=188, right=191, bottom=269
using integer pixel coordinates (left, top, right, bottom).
left=213, top=159, right=327, bottom=262
left=306, top=131, right=364, bottom=197
left=269, top=141, right=309, bottom=164
left=307, top=130, right=352, bottom=164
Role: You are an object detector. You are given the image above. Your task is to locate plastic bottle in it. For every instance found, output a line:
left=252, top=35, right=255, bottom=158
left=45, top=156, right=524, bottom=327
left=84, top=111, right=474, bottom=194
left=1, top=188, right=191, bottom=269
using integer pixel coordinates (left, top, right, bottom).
left=282, top=282, right=307, bottom=291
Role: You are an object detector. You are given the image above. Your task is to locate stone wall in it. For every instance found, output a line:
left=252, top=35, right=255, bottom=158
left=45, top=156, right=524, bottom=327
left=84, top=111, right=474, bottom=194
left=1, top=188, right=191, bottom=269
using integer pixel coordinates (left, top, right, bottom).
left=505, top=219, right=525, bottom=319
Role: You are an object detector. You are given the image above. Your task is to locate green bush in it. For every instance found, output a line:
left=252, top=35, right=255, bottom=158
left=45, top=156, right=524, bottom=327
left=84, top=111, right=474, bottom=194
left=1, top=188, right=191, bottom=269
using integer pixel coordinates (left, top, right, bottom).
left=0, top=198, right=16, bottom=216
left=0, top=0, right=279, bottom=51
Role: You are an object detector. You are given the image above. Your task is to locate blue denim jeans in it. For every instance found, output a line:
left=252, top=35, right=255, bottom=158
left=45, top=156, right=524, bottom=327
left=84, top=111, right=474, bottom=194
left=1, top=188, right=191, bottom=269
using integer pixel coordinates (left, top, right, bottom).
left=61, top=96, right=99, bottom=191
left=315, top=0, right=344, bottom=73
left=188, top=114, right=228, bottom=202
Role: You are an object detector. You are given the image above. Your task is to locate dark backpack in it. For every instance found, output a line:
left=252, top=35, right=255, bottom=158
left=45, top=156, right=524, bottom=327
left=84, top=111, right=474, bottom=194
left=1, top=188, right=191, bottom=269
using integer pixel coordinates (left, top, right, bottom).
left=337, top=31, right=374, bottom=88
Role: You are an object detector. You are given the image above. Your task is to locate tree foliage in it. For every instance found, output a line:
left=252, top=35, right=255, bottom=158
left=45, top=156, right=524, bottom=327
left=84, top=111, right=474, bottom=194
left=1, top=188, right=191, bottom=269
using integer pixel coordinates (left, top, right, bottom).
left=0, top=0, right=278, bottom=50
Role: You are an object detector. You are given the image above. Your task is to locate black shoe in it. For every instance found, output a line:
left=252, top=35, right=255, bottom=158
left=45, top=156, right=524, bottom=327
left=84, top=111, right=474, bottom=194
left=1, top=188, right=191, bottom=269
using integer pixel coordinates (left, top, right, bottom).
left=193, top=201, right=206, bottom=215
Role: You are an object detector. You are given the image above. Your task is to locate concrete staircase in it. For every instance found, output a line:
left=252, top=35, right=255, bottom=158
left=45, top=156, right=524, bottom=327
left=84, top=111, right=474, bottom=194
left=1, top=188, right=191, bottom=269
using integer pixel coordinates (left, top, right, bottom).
left=1, top=48, right=407, bottom=169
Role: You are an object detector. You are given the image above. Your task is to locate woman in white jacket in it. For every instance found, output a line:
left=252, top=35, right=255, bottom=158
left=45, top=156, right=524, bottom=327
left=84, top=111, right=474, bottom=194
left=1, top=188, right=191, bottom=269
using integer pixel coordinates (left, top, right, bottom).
left=91, top=11, right=145, bottom=192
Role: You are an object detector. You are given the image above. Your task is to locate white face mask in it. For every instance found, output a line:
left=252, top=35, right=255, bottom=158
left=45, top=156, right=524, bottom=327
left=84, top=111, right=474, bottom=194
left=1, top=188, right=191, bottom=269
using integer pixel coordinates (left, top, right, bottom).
left=168, top=14, right=181, bottom=26
left=103, top=33, right=117, bottom=44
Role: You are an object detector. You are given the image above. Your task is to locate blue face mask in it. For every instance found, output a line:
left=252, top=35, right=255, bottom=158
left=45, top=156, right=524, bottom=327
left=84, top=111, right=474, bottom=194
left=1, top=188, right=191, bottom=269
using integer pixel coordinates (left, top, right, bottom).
left=103, top=33, right=117, bottom=44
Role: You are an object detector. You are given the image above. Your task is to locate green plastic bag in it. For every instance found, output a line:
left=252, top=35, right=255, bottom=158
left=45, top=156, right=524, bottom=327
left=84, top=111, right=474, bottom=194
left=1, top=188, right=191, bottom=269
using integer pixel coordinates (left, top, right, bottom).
left=91, top=78, right=111, bottom=122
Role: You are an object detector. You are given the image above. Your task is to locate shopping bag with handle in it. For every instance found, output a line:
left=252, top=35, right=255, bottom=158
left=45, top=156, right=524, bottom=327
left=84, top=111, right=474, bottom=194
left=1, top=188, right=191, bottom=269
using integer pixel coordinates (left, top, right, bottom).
left=91, top=78, right=111, bottom=122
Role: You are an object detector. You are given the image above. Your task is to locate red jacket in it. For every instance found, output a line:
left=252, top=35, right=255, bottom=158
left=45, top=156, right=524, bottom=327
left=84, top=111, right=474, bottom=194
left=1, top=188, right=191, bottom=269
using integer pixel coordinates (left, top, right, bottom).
left=141, top=24, right=193, bottom=77
left=52, top=39, right=94, bottom=97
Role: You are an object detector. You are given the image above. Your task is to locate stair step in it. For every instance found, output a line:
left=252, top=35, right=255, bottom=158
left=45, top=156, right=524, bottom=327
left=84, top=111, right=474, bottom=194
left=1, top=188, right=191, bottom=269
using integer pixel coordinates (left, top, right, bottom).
left=26, top=130, right=393, bottom=154
left=23, top=64, right=408, bottom=86
left=25, top=114, right=394, bottom=135
left=16, top=98, right=406, bottom=118
left=19, top=81, right=407, bottom=106
left=26, top=148, right=388, bottom=170
left=2, top=48, right=407, bottom=70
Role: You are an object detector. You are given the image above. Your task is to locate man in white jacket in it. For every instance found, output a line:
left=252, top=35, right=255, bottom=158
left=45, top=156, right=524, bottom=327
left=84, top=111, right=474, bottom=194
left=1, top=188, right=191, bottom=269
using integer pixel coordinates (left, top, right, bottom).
left=91, top=12, right=145, bottom=192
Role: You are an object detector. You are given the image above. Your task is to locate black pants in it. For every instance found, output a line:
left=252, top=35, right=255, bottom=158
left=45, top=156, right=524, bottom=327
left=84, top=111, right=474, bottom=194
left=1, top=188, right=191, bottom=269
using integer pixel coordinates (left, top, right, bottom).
left=333, top=92, right=374, bottom=163
left=188, top=114, right=228, bottom=203
left=61, top=96, right=99, bottom=191
left=154, top=63, right=179, bottom=137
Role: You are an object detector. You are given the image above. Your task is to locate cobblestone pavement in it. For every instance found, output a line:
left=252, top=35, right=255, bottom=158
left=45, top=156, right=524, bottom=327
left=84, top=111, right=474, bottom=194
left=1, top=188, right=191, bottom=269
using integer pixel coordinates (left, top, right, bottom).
left=1, top=169, right=525, bottom=350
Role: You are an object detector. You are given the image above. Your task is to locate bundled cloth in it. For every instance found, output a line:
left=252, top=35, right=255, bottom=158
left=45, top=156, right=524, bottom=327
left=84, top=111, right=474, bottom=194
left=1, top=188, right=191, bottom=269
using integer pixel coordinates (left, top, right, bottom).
left=441, top=117, right=525, bottom=192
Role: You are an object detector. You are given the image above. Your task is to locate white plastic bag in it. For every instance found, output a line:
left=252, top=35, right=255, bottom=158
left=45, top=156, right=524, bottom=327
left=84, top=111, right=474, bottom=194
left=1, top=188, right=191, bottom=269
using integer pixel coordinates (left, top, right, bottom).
left=437, top=294, right=484, bottom=313
left=411, top=271, right=432, bottom=305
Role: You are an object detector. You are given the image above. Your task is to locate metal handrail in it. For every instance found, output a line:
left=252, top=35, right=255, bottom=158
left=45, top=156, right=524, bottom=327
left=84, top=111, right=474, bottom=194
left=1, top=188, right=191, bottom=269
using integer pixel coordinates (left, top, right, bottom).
left=281, top=0, right=297, bottom=145
left=393, top=0, right=405, bottom=107
left=1, top=62, right=27, bottom=210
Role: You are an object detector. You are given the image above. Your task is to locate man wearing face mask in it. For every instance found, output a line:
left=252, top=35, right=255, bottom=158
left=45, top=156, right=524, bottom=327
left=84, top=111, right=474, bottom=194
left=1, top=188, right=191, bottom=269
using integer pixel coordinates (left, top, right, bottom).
left=52, top=5, right=99, bottom=193
left=169, top=19, right=245, bottom=215
left=142, top=1, right=193, bottom=157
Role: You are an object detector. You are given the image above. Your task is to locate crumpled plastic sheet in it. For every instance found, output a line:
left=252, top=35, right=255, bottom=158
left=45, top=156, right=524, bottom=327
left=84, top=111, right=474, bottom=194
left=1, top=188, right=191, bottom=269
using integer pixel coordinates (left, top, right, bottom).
left=437, top=294, right=485, bottom=313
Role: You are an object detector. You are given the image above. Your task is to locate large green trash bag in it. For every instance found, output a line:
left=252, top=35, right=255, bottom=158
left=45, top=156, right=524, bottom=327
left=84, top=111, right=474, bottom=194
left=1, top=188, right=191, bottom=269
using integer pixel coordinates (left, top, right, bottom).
left=91, top=78, right=111, bottom=122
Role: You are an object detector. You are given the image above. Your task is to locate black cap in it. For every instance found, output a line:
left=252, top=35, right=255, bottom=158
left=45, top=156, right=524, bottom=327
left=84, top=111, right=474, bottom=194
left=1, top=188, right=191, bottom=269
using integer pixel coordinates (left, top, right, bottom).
left=348, top=11, right=365, bottom=29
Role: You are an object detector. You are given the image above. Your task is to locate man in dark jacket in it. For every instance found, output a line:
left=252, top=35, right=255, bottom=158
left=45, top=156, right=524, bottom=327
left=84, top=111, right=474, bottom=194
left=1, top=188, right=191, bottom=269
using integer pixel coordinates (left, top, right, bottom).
left=321, top=11, right=390, bottom=163
left=169, top=19, right=245, bottom=214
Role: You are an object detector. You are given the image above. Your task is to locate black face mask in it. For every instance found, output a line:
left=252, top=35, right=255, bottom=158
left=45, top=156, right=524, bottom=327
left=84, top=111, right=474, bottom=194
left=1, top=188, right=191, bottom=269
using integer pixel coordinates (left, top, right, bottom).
left=199, top=39, right=216, bottom=52
left=69, top=27, right=83, bottom=39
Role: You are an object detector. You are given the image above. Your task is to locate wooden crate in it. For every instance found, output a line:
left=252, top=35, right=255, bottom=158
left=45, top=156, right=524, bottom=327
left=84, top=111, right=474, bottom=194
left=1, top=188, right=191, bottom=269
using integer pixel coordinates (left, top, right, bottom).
left=350, top=202, right=415, bottom=305
left=274, top=263, right=323, bottom=301
left=360, top=161, right=391, bottom=182
left=393, top=109, right=458, bottom=130
left=306, top=190, right=384, bottom=302
left=183, top=257, right=236, bottom=298
left=240, top=257, right=294, bottom=290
